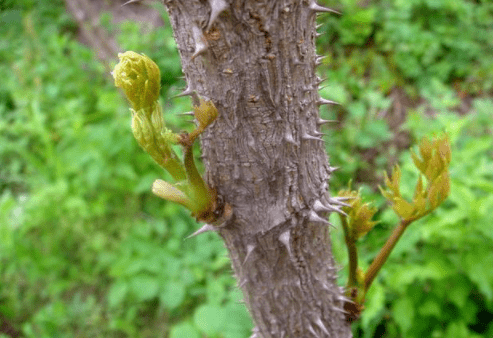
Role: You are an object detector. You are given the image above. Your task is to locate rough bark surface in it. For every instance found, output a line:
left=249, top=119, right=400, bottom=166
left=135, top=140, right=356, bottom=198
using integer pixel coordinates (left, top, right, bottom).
left=164, top=1, right=352, bottom=337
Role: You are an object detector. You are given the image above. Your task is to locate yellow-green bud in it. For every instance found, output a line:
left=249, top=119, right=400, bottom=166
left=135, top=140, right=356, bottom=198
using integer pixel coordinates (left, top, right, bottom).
left=131, top=113, right=144, bottom=145
left=194, top=98, right=218, bottom=130
left=112, top=51, right=161, bottom=111
left=151, top=104, right=165, bottom=132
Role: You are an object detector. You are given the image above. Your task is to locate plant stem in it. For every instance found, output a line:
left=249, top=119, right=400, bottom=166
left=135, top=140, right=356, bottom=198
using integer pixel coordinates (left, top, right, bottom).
left=164, top=156, right=187, bottom=182
left=183, top=143, right=211, bottom=210
left=340, top=216, right=358, bottom=287
left=364, top=219, right=411, bottom=292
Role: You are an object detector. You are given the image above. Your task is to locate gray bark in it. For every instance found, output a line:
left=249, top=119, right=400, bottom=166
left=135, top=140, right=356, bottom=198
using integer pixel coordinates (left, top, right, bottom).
left=164, top=1, right=353, bottom=337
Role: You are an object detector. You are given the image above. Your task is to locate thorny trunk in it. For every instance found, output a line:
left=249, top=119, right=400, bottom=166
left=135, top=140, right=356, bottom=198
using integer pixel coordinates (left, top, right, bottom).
left=164, top=1, right=353, bottom=337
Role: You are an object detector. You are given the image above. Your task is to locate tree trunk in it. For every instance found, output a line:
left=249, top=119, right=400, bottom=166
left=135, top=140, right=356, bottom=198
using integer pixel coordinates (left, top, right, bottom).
left=164, top=1, right=352, bottom=337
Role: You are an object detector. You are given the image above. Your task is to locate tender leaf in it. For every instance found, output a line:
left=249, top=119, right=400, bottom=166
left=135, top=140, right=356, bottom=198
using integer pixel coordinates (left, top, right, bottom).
left=393, top=197, right=415, bottom=220
left=193, top=304, right=226, bottom=336
left=152, top=179, right=193, bottom=210
left=160, top=281, right=186, bottom=310
left=108, top=281, right=128, bottom=308
left=130, top=274, right=159, bottom=301
left=113, top=51, right=160, bottom=111
left=392, top=297, right=415, bottom=334
left=169, top=322, right=201, bottom=338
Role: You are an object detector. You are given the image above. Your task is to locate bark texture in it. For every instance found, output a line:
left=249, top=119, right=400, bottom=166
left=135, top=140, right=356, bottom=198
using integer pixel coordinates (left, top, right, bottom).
left=164, top=1, right=352, bottom=337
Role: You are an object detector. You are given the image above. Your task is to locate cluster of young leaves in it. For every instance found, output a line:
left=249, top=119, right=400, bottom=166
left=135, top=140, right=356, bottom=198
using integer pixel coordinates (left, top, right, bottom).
left=113, top=51, right=217, bottom=221
left=339, top=188, right=378, bottom=241
left=381, top=135, right=451, bottom=222
left=331, top=112, right=493, bottom=338
left=336, top=134, right=452, bottom=322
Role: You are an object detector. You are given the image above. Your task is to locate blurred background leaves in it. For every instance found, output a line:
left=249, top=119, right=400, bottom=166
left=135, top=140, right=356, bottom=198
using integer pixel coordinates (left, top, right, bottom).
left=0, top=0, right=492, bottom=337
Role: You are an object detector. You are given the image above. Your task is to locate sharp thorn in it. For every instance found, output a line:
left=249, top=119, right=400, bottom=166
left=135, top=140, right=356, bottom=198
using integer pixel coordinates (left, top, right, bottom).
left=315, top=77, right=327, bottom=85
left=279, top=230, right=292, bottom=256
left=206, top=0, right=228, bottom=31
left=312, top=130, right=326, bottom=137
left=121, top=0, right=141, bottom=7
left=173, top=87, right=194, bottom=98
left=315, top=56, right=326, bottom=66
left=313, top=199, right=331, bottom=213
left=307, top=325, right=320, bottom=338
left=327, top=196, right=351, bottom=207
left=185, top=223, right=216, bottom=239
left=314, top=316, right=330, bottom=335
left=332, top=205, right=348, bottom=216
left=309, top=3, right=340, bottom=15
left=177, top=111, right=195, bottom=116
left=316, top=23, right=323, bottom=30
left=308, top=210, right=330, bottom=225
left=284, top=133, right=297, bottom=145
left=332, top=196, right=354, bottom=202
left=315, top=198, right=348, bottom=216
left=333, top=307, right=349, bottom=314
left=191, top=45, right=208, bottom=60
left=242, top=244, right=256, bottom=266
left=317, top=118, right=337, bottom=125
left=317, top=98, right=339, bottom=106
left=337, top=295, right=352, bottom=303
left=302, top=133, right=324, bottom=142
left=191, top=26, right=208, bottom=60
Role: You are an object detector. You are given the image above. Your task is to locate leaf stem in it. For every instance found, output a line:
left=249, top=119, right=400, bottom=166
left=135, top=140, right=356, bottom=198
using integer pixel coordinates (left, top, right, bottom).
left=183, top=143, right=211, bottom=211
left=341, top=216, right=359, bottom=287
left=364, top=219, right=411, bottom=292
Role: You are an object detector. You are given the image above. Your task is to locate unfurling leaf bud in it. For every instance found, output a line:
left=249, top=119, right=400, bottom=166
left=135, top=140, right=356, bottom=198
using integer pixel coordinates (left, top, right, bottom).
left=113, top=51, right=160, bottom=111
left=113, top=51, right=219, bottom=224
left=194, top=98, right=218, bottom=130
left=338, top=187, right=378, bottom=240
left=189, top=97, right=219, bottom=142
left=381, top=134, right=451, bottom=222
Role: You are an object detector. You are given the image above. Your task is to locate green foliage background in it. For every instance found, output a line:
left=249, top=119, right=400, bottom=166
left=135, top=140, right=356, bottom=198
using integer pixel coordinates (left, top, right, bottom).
left=0, top=0, right=492, bottom=337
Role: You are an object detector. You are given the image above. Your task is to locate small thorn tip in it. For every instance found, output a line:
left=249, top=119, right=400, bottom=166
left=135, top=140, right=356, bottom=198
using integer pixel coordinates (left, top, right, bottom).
left=206, top=0, right=228, bottom=31
left=173, top=87, right=194, bottom=98
left=242, top=244, right=256, bottom=266
left=317, top=119, right=337, bottom=126
left=279, top=230, right=292, bottom=256
left=302, top=133, right=324, bottom=142
left=308, top=210, right=330, bottom=225
left=309, top=3, right=341, bottom=15
left=317, top=98, right=339, bottom=106
left=185, top=224, right=216, bottom=239
left=121, top=0, right=141, bottom=7
left=314, top=316, right=330, bottom=335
